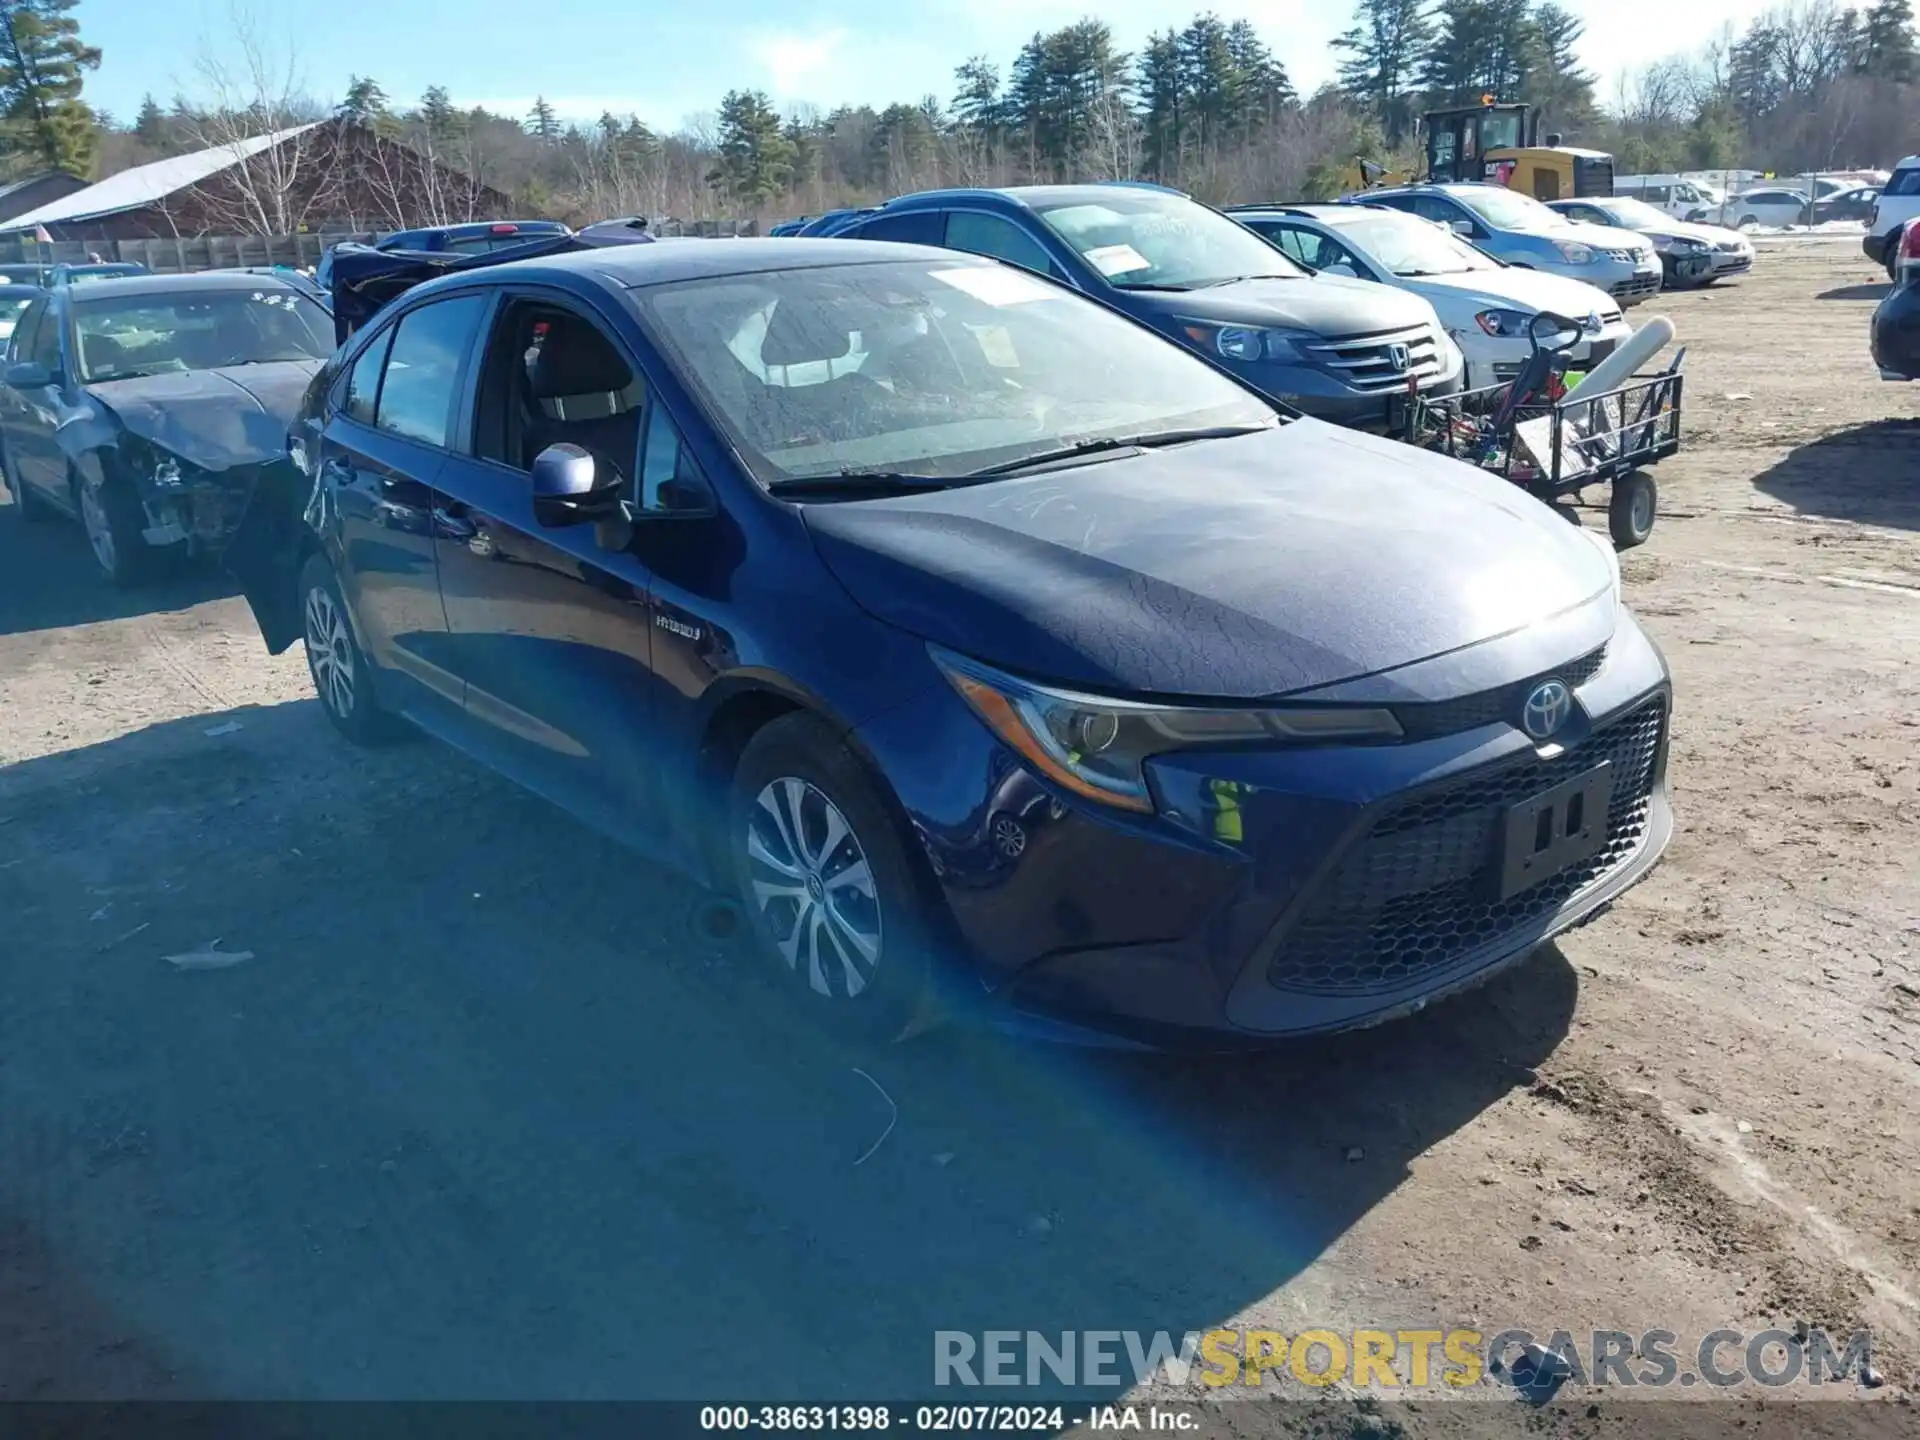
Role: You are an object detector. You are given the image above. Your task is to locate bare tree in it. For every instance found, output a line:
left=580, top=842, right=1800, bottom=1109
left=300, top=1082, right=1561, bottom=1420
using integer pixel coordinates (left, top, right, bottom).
left=165, top=8, right=340, bottom=236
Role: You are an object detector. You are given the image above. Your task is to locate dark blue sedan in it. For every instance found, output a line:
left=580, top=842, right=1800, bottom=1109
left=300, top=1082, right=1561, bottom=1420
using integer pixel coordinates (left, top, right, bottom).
left=227, top=238, right=1673, bottom=1047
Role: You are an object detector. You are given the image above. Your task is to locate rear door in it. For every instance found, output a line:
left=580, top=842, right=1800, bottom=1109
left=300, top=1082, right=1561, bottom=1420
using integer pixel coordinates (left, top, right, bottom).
left=3, top=297, right=70, bottom=506
left=321, top=290, right=491, bottom=723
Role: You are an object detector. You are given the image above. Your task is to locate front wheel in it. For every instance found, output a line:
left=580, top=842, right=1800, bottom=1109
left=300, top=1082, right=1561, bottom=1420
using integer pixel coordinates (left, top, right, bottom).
left=731, top=713, right=939, bottom=1045
left=74, top=466, right=172, bottom=586
left=1610, top=471, right=1658, bottom=551
left=299, top=551, right=407, bottom=745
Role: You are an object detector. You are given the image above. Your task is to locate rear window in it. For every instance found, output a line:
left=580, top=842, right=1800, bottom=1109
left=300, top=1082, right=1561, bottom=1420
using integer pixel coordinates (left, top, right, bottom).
left=1886, top=167, right=1920, bottom=198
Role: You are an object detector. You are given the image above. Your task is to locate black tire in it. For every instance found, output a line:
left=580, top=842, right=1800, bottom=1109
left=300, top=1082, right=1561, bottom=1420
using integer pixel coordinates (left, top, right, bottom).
left=1609, top=471, right=1657, bottom=551
left=298, top=550, right=407, bottom=746
left=730, top=712, right=940, bottom=1045
left=73, top=465, right=174, bottom=587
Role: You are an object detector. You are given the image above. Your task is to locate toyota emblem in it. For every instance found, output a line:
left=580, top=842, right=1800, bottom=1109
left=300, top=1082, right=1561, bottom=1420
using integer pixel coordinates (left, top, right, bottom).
left=1521, top=679, right=1574, bottom=740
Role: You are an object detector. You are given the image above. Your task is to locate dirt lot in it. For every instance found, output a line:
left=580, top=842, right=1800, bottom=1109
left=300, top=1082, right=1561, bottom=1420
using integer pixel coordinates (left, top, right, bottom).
left=0, top=240, right=1916, bottom=1431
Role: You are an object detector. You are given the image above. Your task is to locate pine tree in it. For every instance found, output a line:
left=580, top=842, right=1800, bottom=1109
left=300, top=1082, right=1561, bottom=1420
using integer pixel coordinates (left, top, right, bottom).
left=133, top=91, right=163, bottom=144
left=1137, top=31, right=1186, bottom=179
left=1176, top=14, right=1235, bottom=155
left=951, top=56, right=1003, bottom=146
left=0, top=0, right=100, bottom=176
left=338, top=75, right=389, bottom=125
left=1334, top=0, right=1434, bottom=142
left=1223, top=19, right=1294, bottom=140
left=525, top=95, right=559, bottom=144
left=419, top=84, right=457, bottom=144
left=1862, top=0, right=1917, bottom=80
left=707, top=89, right=793, bottom=202
left=1526, top=3, right=1595, bottom=132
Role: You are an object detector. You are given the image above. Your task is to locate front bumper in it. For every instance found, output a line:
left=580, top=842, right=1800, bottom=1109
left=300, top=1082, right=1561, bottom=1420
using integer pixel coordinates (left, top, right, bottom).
left=858, top=608, right=1673, bottom=1046
left=129, top=452, right=273, bottom=553
left=1254, top=363, right=1465, bottom=434
left=1709, top=248, right=1754, bottom=275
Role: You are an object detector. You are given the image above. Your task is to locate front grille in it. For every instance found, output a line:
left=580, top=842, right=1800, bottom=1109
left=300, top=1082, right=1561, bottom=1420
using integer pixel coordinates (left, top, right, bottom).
left=1609, top=272, right=1662, bottom=300
left=1266, top=698, right=1664, bottom=996
left=1601, top=246, right=1641, bottom=263
left=1715, top=238, right=1746, bottom=252
left=1391, top=646, right=1606, bottom=741
left=1307, top=324, right=1445, bottom=393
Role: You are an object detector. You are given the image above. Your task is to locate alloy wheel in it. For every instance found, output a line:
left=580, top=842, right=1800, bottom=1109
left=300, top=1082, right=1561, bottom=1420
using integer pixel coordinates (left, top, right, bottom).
left=78, top=477, right=116, bottom=573
left=304, top=583, right=356, bottom=720
left=745, top=776, right=882, bottom=999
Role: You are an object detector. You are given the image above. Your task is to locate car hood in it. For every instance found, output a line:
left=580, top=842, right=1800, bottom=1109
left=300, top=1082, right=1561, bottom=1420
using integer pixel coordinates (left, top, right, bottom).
left=803, top=422, right=1613, bottom=700
left=1550, top=220, right=1652, bottom=254
left=1117, top=274, right=1439, bottom=335
left=87, top=361, right=323, bottom=470
left=1658, top=219, right=1746, bottom=247
left=1406, top=267, right=1618, bottom=323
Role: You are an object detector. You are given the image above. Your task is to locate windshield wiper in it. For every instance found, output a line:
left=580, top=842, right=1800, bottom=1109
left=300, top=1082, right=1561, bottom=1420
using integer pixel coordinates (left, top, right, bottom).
left=765, top=469, right=954, bottom=499
left=1194, top=273, right=1298, bottom=287
left=967, top=423, right=1277, bottom=478
left=1108, top=281, right=1193, bottom=292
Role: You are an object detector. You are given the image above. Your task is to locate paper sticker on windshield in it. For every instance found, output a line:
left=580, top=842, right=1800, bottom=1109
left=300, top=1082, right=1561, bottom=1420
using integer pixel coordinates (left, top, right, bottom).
left=1083, top=244, right=1151, bottom=277
left=930, top=266, right=1054, bottom=305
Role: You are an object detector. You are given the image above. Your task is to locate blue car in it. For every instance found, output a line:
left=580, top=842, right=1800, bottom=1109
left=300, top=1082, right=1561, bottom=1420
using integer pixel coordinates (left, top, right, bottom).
left=224, top=238, right=1673, bottom=1047
left=833, top=185, right=1462, bottom=431
left=373, top=219, right=572, bottom=254
left=1352, top=183, right=1664, bottom=306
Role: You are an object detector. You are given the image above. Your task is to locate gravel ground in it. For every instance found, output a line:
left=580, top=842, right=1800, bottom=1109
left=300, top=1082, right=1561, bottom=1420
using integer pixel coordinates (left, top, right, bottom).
left=0, top=239, right=1915, bottom=1432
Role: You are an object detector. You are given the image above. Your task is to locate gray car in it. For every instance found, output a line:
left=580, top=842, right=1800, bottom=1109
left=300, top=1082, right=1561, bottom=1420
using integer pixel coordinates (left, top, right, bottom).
left=1548, top=196, right=1753, bottom=286
left=833, top=184, right=1464, bottom=432
left=1353, top=183, right=1664, bottom=306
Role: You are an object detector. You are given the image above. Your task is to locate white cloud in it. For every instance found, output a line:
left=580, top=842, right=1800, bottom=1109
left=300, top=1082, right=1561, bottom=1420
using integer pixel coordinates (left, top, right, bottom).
left=753, top=29, right=851, bottom=96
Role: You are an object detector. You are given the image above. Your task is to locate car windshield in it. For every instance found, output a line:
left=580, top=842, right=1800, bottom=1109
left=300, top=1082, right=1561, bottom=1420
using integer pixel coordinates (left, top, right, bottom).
left=1028, top=191, right=1306, bottom=289
left=72, top=288, right=332, bottom=382
left=636, top=259, right=1275, bottom=486
left=0, top=292, right=34, bottom=340
left=1324, top=211, right=1498, bottom=275
left=1453, top=187, right=1567, bottom=231
left=1594, top=197, right=1672, bottom=229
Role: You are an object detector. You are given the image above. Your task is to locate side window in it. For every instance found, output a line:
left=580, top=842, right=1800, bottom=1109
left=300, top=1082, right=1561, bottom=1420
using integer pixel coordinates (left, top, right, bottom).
left=375, top=294, right=489, bottom=450
left=848, top=210, right=944, bottom=246
left=635, top=404, right=712, bottom=515
left=943, top=212, right=1056, bottom=276
left=343, top=327, right=390, bottom=425
left=27, top=304, right=61, bottom=369
left=1885, top=167, right=1920, bottom=198
left=1258, top=224, right=1316, bottom=267
left=9, top=299, right=44, bottom=364
left=474, top=300, right=646, bottom=482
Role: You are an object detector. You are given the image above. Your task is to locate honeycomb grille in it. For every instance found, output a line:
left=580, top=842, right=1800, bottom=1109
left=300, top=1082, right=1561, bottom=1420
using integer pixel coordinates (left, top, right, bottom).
left=1266, top=698, right=1665, bottom=996
left=1392, top=646, right=1607, bottom=741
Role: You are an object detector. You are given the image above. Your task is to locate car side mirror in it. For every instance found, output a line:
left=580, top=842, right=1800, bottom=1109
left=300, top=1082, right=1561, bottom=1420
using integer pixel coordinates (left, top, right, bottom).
left=1449, top=219, right=1476, bottom=237
left=5, top=360, right=53, bottom=389
left=530, top=443, right=623, bottom=528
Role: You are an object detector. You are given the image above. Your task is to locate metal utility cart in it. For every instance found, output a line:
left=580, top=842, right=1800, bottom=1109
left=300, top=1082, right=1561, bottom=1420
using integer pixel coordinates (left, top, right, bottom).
left=1405, top=352, right=1685, bottom=550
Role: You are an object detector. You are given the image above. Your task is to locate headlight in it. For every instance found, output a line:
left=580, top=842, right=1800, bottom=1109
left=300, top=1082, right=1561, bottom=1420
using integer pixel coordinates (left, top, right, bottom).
left=1180, top=321, right=1313, bottom=364
left=1474, top=307, right=1533, bottom=337
left=933, top=647, right=1402, bottom=814
left=1552, top=241, right=1596, bottom=264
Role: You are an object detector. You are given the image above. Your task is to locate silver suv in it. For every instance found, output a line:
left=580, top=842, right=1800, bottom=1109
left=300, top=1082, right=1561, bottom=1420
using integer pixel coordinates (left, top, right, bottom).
left=1352, top=183, right=1664, bottom=306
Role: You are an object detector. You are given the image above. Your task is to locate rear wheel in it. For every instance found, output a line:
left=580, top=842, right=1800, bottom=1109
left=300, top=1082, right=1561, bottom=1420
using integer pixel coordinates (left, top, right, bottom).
left=299, top=551, right=407, bottom=746
left=1609, top=471, right=1658, bottom=551
left=731, top=713, right=939, bottom=1045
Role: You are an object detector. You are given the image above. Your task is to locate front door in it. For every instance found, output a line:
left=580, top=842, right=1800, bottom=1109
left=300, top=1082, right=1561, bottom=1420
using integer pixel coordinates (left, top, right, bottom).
left=2, top=298, right=70, bottom=505
left=322, top=291, right=492, bottom=722
left=429, top=292, right=665, bottom=839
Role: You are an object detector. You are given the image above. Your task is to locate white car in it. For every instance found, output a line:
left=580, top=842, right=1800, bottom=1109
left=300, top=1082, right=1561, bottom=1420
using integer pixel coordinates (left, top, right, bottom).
left=1727, top=187, right=1816, bottom=229
left=1865, top=156, right=1920, bottom=276
left=1232, top=203, right=1632, bottom=390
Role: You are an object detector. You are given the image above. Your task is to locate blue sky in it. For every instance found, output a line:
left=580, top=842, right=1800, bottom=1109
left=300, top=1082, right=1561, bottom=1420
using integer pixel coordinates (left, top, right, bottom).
left=82, top=0, right=1778, bottom=134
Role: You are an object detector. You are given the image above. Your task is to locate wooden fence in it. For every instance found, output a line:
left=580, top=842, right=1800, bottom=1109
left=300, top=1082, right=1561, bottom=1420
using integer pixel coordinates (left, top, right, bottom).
left=0, top=217, right=763, bottom=273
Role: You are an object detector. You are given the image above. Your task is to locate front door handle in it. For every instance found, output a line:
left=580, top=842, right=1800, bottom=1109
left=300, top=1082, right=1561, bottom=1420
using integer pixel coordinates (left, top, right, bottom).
left=432, top=504, right=478, bottom=540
